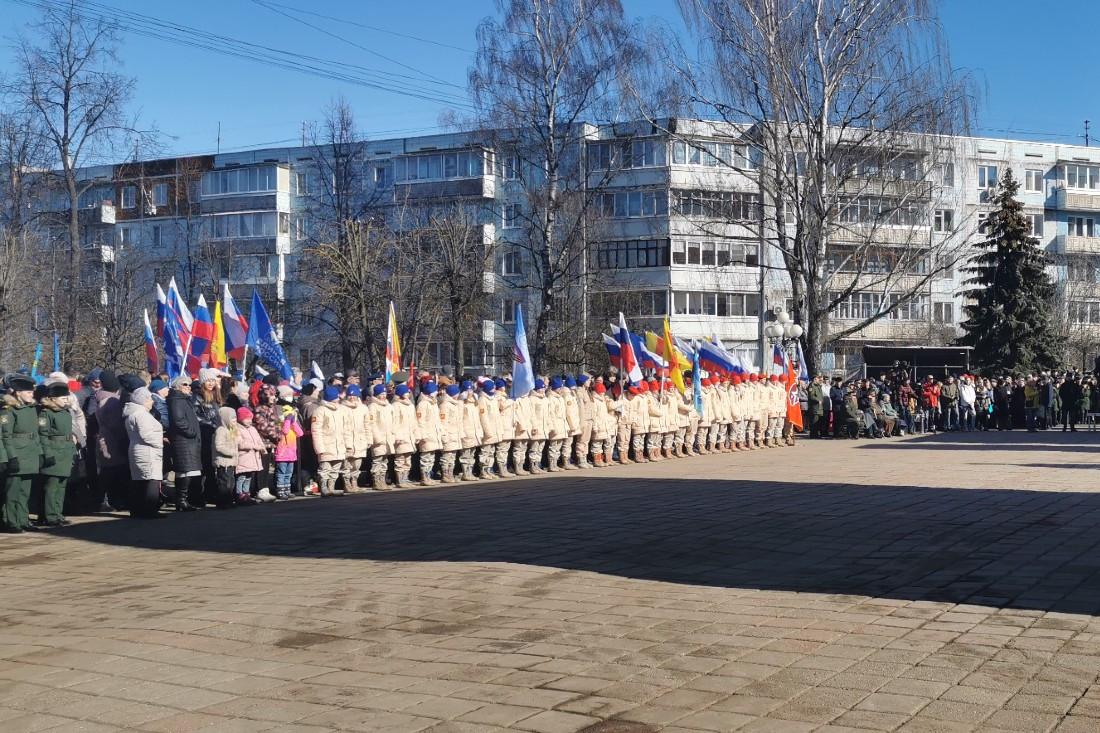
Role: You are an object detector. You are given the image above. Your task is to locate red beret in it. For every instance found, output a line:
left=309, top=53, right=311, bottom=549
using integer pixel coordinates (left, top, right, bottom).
left=749, top=373, right=759, bottom=382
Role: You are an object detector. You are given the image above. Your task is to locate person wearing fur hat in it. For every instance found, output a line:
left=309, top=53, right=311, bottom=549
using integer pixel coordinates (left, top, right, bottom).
left=312, top=386, right=348, bottom=496
left=414, top=382, right=442, bottom=486
left=35, top=380, right=78, bottom=527
left=90, top=369, right=129, bottom=511
left=437, top=384, right=464, bottom=483
left=525, top=379, right=549, bottom=473
left=340, top=385, right=371, bottom=494
left=123, top=387, right=164, bottom=519
left=457, top=381, right=483, bottom=481
left=390, top=384, right=419, bottom=488
left=366, top=384, right=394, bottom=490
left=476, top=381, right=505, bottom=479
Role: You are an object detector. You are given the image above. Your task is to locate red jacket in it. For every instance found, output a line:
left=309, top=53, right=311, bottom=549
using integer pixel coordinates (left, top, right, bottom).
left=921, top=382, right=940, bottom=409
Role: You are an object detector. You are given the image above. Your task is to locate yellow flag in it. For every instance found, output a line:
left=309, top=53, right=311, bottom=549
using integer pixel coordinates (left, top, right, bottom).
left=663, top=317, right=688, bottom=394
left=210, top=300, right=227, bottom=369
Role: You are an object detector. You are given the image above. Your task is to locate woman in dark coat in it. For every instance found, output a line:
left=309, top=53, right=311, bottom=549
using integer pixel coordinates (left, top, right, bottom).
left=192, top=369, right=224, bottom=506
left=166, top=376, right=201, bottom=511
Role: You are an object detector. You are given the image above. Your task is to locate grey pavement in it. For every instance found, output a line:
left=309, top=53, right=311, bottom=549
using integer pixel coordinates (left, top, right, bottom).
left=2, top=429, right=1100, bottom=732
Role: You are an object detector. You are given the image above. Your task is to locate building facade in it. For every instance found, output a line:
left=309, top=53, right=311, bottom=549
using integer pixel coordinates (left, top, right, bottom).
left=29, top=121, right=1100, bottom=375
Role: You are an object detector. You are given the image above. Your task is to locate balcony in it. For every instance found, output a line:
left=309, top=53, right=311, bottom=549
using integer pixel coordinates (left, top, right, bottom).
left=393, top=175, right=496, bottom=201
left=1054, top=234, right=1100, bottom=255
left=77, top=203, right=116, bottom=226
left=1052, top=186, right=1100, bottom=212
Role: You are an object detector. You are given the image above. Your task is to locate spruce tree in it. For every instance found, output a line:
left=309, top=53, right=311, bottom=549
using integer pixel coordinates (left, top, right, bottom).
left=958, top=168, right=1060, bottom=374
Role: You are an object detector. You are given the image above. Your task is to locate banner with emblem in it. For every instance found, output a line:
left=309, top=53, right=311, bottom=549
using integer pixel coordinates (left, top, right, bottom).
left=512, top=303, right=534, bottom=399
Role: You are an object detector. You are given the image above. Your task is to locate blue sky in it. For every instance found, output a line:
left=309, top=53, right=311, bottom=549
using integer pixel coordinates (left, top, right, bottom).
left=0, top=0, right=1096, bottom=159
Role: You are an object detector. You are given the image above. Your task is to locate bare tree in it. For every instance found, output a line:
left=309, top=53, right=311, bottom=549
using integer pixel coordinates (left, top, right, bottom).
left=3, top=1, right=152, bottom=366
left=467, top=0, right=642, bottom=373
left=650, top=0, right=978, bottom=376
left=0, top=110, right=46, bottom=366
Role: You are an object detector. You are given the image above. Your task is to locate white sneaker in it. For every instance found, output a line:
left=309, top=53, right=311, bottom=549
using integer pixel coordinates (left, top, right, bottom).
left=256, top=488, right=276, bottom=503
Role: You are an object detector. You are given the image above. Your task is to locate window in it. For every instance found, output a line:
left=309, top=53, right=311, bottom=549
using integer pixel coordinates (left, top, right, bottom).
left=672, top=291, right=757, bottom=317
left=501, top=298, right=519, bottom=324
left=118, top=226, right=134, bottom=245
left=933, top=209, right=954, bottom=233
left=1025, top=169, right=1044, bottom=192
left=373, top=163, right=392, bottom=186
left=503, top=203, right=521, bottom=229
left=886, top=294, right=929, bottom=321
left=935, top=162, right=955, bottom=187
left=201, top=166, right=279, bottom=197
left=232, top=254, right=279, bottom=280
left=670, top=140, right=759, bottom=170
left=1027, top=213, right=1043, bottom=236
left=830, top=291, right=884, bottom=320
left=1069, top=216, right=1095, bottom=238
left=588, top=143, right=612, bottom=171
left=294, top=216, right=306, bottom=240
left=597, top=190, right=668, bottom=218
left=208, top=212, right=279, bottom=239
left=152, top=183, right=169, bottom=207
left=1069, top=301, right=1100, bottom=324
left=701, top=240, right=716, bottom=266
left=295, top=172, right=309, bottom=196
left=1065, top=164, right=1100, bottom=190
left=394, top=150, right=485, bottom=182
left=977, top=165, right=998, bottom=189
left=933, top=301, right=954, bottom=324
left=977, top=213, right=990, bottom=235
left=1068, top=260, right=1098, bottom=282
left=838, top=196, right=923, bottom=226
left=151, top=225, right=162, bottom=247
left=672, top=189, right=761, bottom=221
left=502, top=249, right=523, bottom=276
left=502, top=154, right=520, bottom=180
left=120, top=185, right=136, bottom=209
left=594, top=239, right=669, bottom=269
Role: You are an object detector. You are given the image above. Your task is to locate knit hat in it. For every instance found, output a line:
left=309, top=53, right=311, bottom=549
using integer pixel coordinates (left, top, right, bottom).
left=129, top=387, right=152, bottom=405
left=46, top=371, right=69, bottom=386
left=323, top=386, right=340, bottom=402
left=749, top=373, right=759, bottom=382
left=482, top=381, right=495, bottom=393
left=445, top=384, right=461, bottom=396
left=732, top=375, right=742, bottom=385
left=423, top=381, right=438, bottom=395
left=237, top=407, right=254, bottom=421
left=628, top=385, right=640, bottom=395
left=577, top=374, right=590, bottom=385
left=593, top=383, right=606, bottom=394
left=768, top=374, right=779, bottom=383
left=460, top=380, right=474, bottom=392
left=395, top=384, right=410, bottom=398
left=198, top=368, right=223, bottom=384
left=638, top=380, right=649, bottom=392
left=373, top=384, right=387, bottom=397
left=277, top=385, right=296, bottom=402
left=170, top=375, right=192, bottom=389
left=550, top=377, right=563, bottom=390
left=150, top=379, right=169, bottom=392
left=647, top=378, right=658, bottom=388
left=98, top=369, right=120, bottom=392
left=534, top=378, right=546, bottom=390
left=345, top=384, right=362, bottom=398
left=87, top=367, right=103, bottom=382
left=565, top=376, right=577, bottom=388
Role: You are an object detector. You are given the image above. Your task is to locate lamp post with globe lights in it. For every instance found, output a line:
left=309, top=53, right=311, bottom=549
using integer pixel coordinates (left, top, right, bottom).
left=764, top=305, right=804, bottom=374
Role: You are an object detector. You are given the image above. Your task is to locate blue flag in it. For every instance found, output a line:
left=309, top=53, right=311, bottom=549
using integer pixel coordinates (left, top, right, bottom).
left=163, top=320, right=183, bottom=381
left=511, top=303, right=534, bottom=399
left=692, top=342, right=704, bottom=419
left=245, top=289, right=295, bottom=382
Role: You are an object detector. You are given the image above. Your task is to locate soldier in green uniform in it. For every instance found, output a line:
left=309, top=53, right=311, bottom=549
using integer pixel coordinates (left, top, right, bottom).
left=35, top=380, right=76, bottom=527
left=807, top=375, right=826, bottom=438
left=2, top=374, right=44, bottom=533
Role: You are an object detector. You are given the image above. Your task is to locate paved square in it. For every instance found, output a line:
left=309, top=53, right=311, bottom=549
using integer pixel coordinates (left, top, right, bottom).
left=3, top=431, right=1100, bottom=732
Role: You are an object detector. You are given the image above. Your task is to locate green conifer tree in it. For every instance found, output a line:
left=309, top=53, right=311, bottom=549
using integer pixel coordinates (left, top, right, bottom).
left=958, top=168, right=1060, bottom=373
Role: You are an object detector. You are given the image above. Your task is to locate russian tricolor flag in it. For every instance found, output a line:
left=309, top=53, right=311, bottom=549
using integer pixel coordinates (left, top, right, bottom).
left=613, top=313, right=643, bottom=384
left=155, top=284, right=167, bottom=340
left=698, top=339, right=736, bottom=376
left=143, top=309, right=159, bottom=374
left=222, top=283, right=249, bottom=361
left=186, top=294, right=215, bottom=375
left=602, top=333, right=621, bottom=367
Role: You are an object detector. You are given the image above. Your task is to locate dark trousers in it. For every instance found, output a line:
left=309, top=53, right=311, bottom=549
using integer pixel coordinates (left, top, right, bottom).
left=832, top=411, right=845, bottom=438
left=37, top=475, right=67, bottom=522
left=214, top=466, right=235, bottom=507
left=100, top=465, right=130, bottom=509
left=3, top=474, right=33, bottom=529
left=810, top=414, right=828, bottom=438
left=128, top=479, right=161, bottom=518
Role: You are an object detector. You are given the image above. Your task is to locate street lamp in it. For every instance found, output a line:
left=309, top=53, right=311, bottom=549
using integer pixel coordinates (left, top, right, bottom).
left=765, top=305, right=803, bottom=368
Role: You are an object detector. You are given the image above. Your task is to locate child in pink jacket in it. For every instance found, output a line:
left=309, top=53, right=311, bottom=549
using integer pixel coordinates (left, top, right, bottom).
left=274, top=404, right=304, bottom=498
left=235, top=408, right=267, bottom=505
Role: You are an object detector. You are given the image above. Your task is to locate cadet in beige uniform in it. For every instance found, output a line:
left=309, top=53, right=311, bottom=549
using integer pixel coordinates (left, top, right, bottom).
left=437, top=384, right=464, bottom=483
left=415, top=382, right=442, bottom=486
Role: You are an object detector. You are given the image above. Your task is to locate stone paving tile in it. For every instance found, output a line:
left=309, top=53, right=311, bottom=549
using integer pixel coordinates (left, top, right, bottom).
left=3, top=431, right=1100, bottom=731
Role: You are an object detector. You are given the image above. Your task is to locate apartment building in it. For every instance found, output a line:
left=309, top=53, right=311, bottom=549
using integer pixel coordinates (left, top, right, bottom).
left=35, top=120, right=1100, bottom=374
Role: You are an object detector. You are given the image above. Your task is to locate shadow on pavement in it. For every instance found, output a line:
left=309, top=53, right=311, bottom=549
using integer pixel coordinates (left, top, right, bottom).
left=54, top=467, right=1100, bottom=617
left=855, top=430, right=1100, bottom=453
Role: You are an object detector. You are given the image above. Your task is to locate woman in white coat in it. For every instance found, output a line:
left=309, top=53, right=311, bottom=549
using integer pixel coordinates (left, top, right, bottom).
left=123, top=388, right=164, bottom=519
